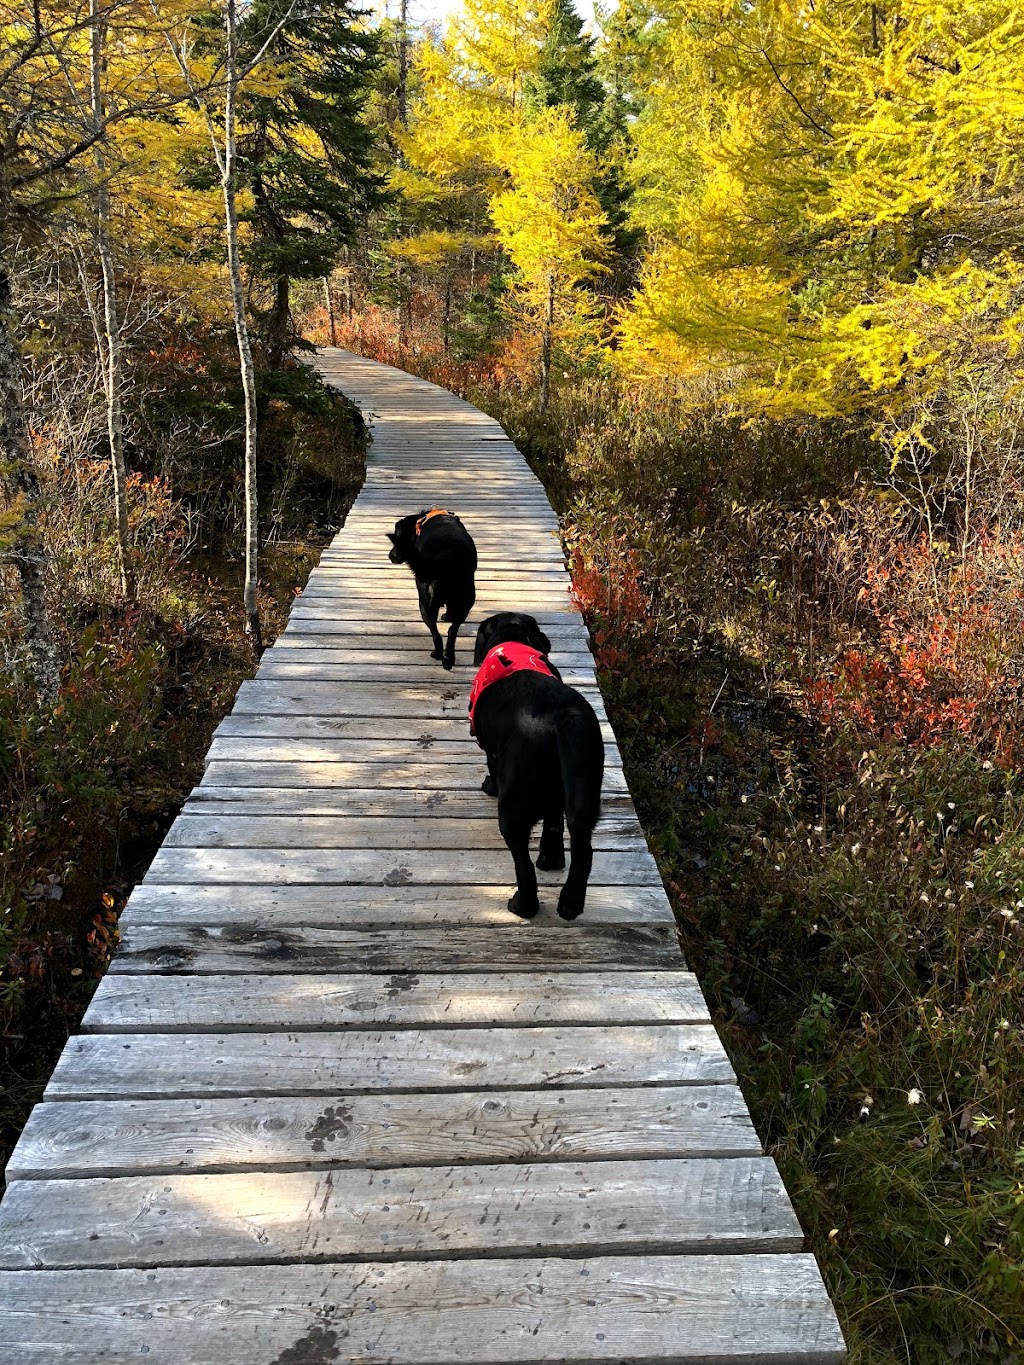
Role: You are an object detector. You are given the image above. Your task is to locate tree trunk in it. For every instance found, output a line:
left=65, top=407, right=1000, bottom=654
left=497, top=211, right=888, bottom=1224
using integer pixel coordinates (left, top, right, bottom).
left=442, top=273, right=452, bottom=353
left=223, top=0, right=262, bottom=653
left=344, top=245, right=354, bottom=321
left=91, top=0, right=132, bottom=599
left=397, top=0, right=409, bottom=127
left=268, top=272, right=290, bottom=369
left=539, top=270, right=555, bottom=413
left=324, top=277, right=337, bottom=346
left=0, top=260, right=61, bottom=704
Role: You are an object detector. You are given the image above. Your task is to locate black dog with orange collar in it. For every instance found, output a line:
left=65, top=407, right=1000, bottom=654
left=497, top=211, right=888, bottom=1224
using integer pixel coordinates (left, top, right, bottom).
left=387, top=509, right=478, bottom=670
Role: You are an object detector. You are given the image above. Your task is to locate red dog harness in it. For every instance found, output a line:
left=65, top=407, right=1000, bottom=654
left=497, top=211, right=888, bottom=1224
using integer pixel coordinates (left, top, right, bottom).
left=468, top=642, right=556, bottom=738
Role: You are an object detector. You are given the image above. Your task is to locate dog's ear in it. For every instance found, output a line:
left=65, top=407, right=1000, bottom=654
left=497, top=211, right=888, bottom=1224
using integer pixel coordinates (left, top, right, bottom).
left=474, top=616, right=498, bottom=666
left=386, top=531, right=398, bottom=543
left=516, top=613, right=551, bottom=654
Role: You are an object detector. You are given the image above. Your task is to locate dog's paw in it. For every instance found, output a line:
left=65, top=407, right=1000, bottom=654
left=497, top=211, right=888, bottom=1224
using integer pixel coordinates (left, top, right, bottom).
left=481, top=774, right=497, bottom=797
left=536, top=847, right=566, bottom=872
left=430, top=646, right=443, bottom=660
left=556, top=890, right=585, bottom=921
left=441, top=654, right=455, bottom=671
left=508, top=891, right=540, bottom=919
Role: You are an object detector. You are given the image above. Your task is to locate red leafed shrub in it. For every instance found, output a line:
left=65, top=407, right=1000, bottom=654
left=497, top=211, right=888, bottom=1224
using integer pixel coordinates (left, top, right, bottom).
left=804, top=532, right=1024, bottom=757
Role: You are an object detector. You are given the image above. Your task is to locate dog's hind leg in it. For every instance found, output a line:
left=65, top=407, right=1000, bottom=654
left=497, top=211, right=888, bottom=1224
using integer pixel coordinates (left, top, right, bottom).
left=536, top=802, right=566, bottom=871
left=417, top=580, right=444, bottom=661
left=556, top=825, right=593, bottom=920
left=481, top=752, right=498, bottom=797
left=498, top=799, right=540, bottom=919
left=441, top=619, right=463, bottom=671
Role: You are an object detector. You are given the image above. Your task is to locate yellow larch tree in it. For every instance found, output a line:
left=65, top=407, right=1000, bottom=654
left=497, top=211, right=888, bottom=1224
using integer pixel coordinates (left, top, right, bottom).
left=617, top=0, right=1024, bottom=465
left=489, top=105, right=608, bottom=406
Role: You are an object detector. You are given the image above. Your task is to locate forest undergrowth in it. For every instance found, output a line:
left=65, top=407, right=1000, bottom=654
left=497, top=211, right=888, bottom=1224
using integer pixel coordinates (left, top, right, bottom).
left=332, top=311, right=1024, bottom=1365
left=0, top=353, right=366, bottom=1171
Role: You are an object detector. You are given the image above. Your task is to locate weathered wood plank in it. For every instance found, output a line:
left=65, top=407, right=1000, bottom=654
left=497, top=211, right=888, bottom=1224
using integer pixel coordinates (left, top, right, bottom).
left=118, top=882, right=676, bottom=927
left=212, top=712, right=611, bottom=743
left=142, top=845, right=658, bottom=886
left=204, top=737, right=619, bottom=770
left=45, top=1024, right=735, bottom=1099
left=183, top=788, right=636, bottom=820
left=278, top=617, right=589, bottom=640
left=110, top=923, right=681, bottom=975
left=0, top=1254, right=848, bottom=1363
left=164, top=814, right=644, bottom=852
left=229, top=680, right=609, bottom=723
left=8, top=1085, right=756, bottom=1179
left=0, top=1157, right=801, bottom=1269
left=82, top=969, right=707, bottom=1032
left=260, top=645, right=594, bottom=667
left=254, top=660, right=599, bottom=686
left=198, top=761, right=630, bottom=793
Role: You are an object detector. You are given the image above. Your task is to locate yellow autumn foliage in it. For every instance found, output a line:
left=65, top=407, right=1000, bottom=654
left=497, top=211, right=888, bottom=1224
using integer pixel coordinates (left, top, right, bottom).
left=617, top=0, right=1024, bottom=445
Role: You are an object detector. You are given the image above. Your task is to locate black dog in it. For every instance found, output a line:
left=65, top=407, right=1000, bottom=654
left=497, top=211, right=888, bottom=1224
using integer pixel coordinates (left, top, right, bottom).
left=470, top=612, right=604, bottom=920
left=387, top=509, right=477, bottom=670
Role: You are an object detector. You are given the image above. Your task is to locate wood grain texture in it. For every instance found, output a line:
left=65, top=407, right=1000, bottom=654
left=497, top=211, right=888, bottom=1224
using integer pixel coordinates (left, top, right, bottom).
left=143, top=846, right=657, bottom=886
left=213, top=712, right=612, bottom=742
left=82, top=969, right=709, bottom=1031
left=0, top=1157, right=802, bottom=1269
left=0, top=1254, right=847, bottom=1363
left=8, top=1086, right=757, bottom=1178
left=203, top=736, right=619, bottom=769
left=110, top=923, right=681, bottom=974
left=45, top=1024, right=735, bottom=1100
left=162, top=812, right=645, bottom=851
left=197, top=760, right=630, bottom=793
left=182, top=788, right=636, bottom=821
left=118, top=881, right=677, bottom=927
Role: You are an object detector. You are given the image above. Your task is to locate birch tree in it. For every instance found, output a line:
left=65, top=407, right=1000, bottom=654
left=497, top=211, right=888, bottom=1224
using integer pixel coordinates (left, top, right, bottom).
left=89, top=0, right=132, bottom=598
left=155, top=0, right=301, bottom=652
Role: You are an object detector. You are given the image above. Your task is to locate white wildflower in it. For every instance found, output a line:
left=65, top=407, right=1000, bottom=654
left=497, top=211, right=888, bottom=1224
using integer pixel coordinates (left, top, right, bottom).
left=907, top=1088, right=923, bottom=1105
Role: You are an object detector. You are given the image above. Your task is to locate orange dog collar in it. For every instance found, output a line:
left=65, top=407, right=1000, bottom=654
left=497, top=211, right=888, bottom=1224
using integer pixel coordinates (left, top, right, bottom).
left=415, top=508, right=452, bottom=535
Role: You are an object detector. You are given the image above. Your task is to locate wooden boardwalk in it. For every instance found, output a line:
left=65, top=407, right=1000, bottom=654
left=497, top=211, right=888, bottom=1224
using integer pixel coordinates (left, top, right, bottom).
left=0, top=351, right=845, bottom=1362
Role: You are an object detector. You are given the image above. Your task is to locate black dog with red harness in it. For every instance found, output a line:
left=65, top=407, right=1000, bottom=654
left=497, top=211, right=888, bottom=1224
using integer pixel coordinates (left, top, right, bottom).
left=387, top=509, right=477, bottom=670
left=470, top=611, right=604, bottom=920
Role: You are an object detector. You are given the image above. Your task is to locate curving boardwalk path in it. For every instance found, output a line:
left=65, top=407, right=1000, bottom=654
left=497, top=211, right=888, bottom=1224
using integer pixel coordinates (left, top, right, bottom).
left=0, top=351, right=845, bottom=1362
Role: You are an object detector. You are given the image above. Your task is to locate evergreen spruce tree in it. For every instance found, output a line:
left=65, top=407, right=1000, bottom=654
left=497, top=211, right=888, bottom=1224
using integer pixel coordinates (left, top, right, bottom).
left=239, top=0, right=384, bottom=367
left=530, top=0, right=605, bottom=138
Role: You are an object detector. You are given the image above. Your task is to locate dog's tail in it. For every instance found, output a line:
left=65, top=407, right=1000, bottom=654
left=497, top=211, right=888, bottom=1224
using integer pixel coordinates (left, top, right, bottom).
left=556, top=697, right=603, bottom=837
left=554, top=696, right=603, bottom=920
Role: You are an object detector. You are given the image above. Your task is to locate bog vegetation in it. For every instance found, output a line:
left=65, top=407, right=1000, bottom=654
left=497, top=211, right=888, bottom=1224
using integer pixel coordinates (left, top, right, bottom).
left=2, top=0, right=1023, bottom=1360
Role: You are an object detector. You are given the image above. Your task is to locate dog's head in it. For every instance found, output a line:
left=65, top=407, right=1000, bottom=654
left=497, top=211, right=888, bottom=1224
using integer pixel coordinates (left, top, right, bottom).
left=474, top=612, right=552, bottom=666
left=386, top=512, right=423, bottom=565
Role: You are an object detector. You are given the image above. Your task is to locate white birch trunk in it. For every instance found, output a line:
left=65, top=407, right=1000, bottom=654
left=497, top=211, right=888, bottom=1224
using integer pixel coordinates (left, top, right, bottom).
left=223, top=0, right=262, bottom=652
left=90, top=0, right=132, bottom=599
